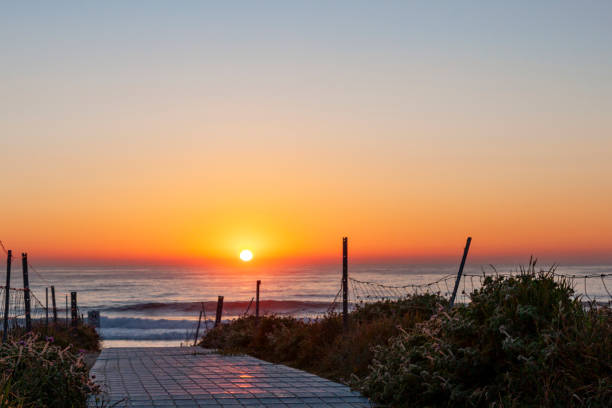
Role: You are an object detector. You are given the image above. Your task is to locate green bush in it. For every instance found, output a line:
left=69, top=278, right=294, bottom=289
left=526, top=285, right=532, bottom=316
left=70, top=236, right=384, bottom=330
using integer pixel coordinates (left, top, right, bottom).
left=200, top=294, right=445, bottom=382
left=356, top=268, right=612, bottom=407
left=0, top=334, right=101, bottom=408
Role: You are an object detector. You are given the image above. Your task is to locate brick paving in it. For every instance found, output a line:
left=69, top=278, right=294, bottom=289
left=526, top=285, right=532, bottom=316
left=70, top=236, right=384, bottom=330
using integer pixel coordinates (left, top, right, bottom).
left=89, top=347, right=372, bottom=407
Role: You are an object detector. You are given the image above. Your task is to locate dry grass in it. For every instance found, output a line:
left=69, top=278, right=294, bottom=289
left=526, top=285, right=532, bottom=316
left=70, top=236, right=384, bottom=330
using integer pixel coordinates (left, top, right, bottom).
left=0, top=334, right=101, bottom=408
left=200, top=294, right=445, bottom=382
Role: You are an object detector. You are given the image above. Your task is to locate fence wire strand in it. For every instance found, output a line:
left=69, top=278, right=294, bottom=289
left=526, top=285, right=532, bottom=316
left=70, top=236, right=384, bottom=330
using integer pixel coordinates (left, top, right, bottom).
left=1, top=286, right=49, bottom=330
left=347, top=272, right=612, bottom=306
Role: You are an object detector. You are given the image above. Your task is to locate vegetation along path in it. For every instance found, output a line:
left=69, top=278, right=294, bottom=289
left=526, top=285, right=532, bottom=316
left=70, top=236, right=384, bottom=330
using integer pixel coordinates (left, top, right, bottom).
left=89, top=347, right=371, bottom=407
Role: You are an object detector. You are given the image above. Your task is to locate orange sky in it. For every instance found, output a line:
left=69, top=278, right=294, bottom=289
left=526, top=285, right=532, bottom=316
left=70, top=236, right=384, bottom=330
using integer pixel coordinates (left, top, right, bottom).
left=1, top=3, right=612, bottom=265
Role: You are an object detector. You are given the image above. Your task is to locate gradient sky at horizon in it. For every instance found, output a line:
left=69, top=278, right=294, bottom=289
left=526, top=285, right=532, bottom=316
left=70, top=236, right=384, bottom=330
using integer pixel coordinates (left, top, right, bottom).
left=1, top=1, right=611, bottom=265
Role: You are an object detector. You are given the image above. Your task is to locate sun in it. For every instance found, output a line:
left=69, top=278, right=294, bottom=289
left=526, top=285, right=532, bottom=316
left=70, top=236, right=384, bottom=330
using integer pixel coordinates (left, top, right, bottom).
left=239, top=249, right=253, bottom=262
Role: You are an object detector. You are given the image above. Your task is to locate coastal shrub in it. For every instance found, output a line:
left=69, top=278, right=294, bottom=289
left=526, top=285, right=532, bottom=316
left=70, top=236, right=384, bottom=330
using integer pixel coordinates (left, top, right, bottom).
left=355, top=267, right=612, bottom=407
left=46, top=324, right=101, bottom=352
left=0, top=334, right=101, bottom=408
left=9, top=322, right=101, bottom=353
left=200, top=294, right=445, bottom=381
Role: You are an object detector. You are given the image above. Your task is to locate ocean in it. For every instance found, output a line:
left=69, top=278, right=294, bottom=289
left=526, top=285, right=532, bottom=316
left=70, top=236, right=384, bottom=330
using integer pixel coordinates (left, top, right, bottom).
left=18, top=263, right=612, bottom=347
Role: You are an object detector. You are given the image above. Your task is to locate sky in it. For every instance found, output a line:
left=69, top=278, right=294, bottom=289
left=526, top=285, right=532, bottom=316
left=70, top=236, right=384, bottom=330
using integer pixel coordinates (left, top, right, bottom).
left=1, top=1, right=611, bottom=265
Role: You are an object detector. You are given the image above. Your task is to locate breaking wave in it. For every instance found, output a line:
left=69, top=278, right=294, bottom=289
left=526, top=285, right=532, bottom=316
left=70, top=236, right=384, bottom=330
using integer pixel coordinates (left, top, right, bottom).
left=101, top=300, right=331, bottom=315
left=99, top=316, right=212, bottom=340
left=95, top=300, right=331, bottom=341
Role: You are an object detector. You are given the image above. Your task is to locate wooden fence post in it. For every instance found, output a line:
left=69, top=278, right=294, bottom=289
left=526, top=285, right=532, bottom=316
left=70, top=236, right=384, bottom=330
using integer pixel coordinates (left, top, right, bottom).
left=244, top=297, right=254, bottom=316
left=45, top=287, right=49, bottom=327
left=22, top=253, right=32, bottom=332
left=65, top=295, right=68, bottom=326
left=70, top=292, right=78, bottom=327
left=449, top=237, right=472, bottom=308
left=256, top=280, right=261, bottom=320
left=2, top=250, right=12, bottom=343
left=342, top=237, right=348, bottom=330
left=51, top=286, right=57, bottom=324
left=193, top=308, right=203, bottom=346
left=201, top=302, right=208, bottom=330
left=214, top=296, right=224, bottom=327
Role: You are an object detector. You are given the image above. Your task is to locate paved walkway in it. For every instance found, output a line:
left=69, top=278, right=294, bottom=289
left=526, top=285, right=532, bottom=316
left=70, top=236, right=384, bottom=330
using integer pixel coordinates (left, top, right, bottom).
left=89, top=347, right=371, bottom=407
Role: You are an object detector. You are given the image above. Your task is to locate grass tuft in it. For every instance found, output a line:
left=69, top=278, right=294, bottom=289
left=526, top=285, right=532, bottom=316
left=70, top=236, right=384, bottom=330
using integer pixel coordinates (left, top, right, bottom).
left=0, top=333, right=102, bottom=407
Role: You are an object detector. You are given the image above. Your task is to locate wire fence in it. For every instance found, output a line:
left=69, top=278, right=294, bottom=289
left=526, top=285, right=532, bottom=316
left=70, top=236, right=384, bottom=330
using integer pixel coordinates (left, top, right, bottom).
left=1, top=241, right=85, bottom=339
left=182, top=270, right=612, bottom=335
left=0, top=286, right=49, bottom=331
left=341, top=271, right=612, bottom=308
left=3, top=238, right=611, bottom=345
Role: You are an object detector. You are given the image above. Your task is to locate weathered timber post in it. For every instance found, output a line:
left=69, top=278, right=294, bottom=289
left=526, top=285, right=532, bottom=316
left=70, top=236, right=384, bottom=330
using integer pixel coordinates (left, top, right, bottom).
left=65, top=295, right=68, bottom=326
left=70, top=292, right=78, bottom=327
left=449, top=237, right=472, bottom=308
left=51, top=286, right=57, bottom=324
left=244, top=297, right=254, bottom=316
left=22, top=253, right=32, bottom=332
left=193, top=307, right=203, bottom=346
left=342, top=237, right=348, bottom=330
left=255, top=280, right=261, bottom=320
left=214, top=296, right=224, bottom=327
left=201, top=302, right=209, bottom=330
left=45, top=287, right=49, bottom=327
left=2, top=250, right=12, bottom=342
